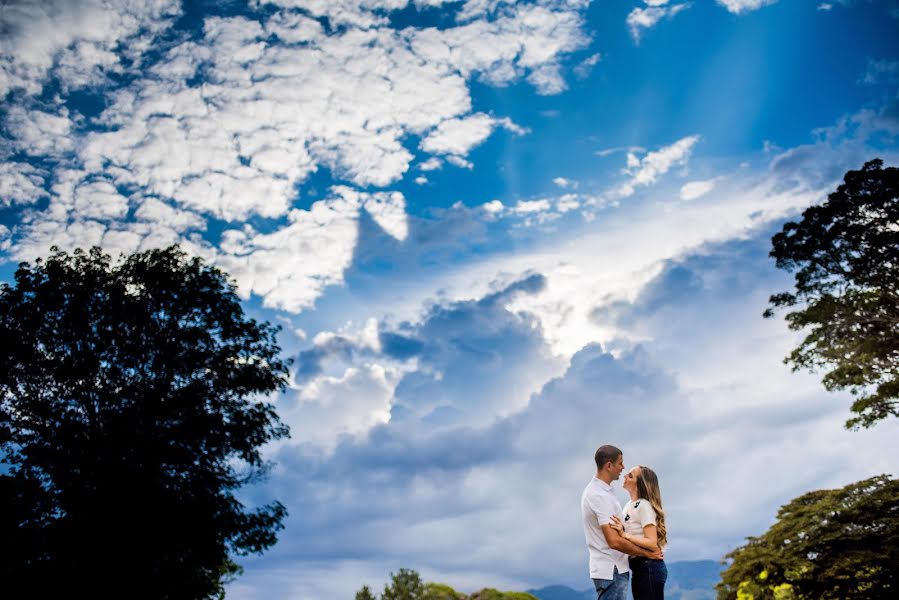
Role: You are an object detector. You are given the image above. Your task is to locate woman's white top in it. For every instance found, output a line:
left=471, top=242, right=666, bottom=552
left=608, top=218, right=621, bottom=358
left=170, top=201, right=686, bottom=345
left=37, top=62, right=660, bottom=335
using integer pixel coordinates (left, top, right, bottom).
left=622, top=498, right=657, bottom=539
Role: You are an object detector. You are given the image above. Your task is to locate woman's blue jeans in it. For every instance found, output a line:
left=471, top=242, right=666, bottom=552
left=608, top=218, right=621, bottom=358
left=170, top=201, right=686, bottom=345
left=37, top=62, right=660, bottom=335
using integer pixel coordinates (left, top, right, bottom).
left=629, top=557, right=667, bottom=600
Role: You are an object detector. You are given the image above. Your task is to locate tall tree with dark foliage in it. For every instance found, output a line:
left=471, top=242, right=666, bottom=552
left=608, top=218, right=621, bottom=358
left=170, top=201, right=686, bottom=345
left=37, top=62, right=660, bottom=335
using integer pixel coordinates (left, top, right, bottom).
left=765, top=159, right=899, bottom=429
left=0, top=246, right=291, bottom=599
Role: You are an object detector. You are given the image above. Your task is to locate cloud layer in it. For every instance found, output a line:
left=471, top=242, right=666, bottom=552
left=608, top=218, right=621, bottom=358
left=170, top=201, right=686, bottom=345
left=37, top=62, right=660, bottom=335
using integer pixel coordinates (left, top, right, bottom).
left=1, top=0, right=590, bottom=311
left=230, top=226, right=899, bottom=598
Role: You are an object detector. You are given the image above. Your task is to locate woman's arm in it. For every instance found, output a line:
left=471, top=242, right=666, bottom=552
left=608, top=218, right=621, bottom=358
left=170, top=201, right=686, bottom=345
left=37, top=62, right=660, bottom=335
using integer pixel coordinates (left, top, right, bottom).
left=601, top=524, right=662, bottom=559
left=622, top=523, right=659, bottom=552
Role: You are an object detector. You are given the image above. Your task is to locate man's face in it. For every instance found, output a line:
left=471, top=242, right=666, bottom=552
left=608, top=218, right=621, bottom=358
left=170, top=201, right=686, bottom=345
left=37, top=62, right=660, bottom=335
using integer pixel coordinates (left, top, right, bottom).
left=609, top=454, right=625, bottom=480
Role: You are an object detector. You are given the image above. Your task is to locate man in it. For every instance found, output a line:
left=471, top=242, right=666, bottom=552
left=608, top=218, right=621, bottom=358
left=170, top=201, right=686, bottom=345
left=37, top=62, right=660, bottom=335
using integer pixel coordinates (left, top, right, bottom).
left=581, top=445, right=663, bottom=600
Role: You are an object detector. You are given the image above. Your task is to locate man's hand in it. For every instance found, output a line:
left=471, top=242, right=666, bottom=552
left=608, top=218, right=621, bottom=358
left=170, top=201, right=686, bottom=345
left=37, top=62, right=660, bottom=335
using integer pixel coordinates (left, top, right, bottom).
left=647, top=547, right=664, bottom=560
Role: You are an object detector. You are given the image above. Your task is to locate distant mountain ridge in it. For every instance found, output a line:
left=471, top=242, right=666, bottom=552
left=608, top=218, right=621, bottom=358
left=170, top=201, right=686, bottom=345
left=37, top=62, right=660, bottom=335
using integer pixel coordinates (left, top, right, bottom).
left=528, top=560, right=722, bottom=600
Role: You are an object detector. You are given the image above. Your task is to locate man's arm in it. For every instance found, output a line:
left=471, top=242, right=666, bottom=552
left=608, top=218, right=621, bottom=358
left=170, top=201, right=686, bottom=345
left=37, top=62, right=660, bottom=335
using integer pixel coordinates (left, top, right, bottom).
left=600, top=524, right=663, bottom=559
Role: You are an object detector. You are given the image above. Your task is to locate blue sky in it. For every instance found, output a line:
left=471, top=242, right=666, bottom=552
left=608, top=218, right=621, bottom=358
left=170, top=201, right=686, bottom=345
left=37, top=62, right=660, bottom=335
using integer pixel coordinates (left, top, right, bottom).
left=2, top=0, right=899, bottom=597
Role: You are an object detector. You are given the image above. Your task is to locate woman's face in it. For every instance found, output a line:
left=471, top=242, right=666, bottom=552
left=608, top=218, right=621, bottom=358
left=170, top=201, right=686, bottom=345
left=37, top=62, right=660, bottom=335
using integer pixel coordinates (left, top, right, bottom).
left=623, top=466, right=641, bottom=494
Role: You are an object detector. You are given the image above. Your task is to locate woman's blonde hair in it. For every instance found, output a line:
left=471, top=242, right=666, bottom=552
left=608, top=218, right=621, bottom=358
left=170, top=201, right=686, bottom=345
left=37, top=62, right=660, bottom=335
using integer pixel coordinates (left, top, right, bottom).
left=636, top=465, right=667, bottom=549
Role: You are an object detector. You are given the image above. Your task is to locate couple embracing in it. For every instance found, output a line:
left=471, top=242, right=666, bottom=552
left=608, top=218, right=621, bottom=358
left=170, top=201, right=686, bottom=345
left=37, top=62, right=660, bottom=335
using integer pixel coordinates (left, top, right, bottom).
left=581, top=444, right=668, bottom=600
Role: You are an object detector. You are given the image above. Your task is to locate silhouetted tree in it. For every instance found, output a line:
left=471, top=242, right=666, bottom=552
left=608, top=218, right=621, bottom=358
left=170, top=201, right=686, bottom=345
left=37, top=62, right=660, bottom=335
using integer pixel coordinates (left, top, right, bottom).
left=0, top=246, right=291, bottom=599
left=765, top=159, right=899, bottom=428
left=717, top=475, right=899, bottom=599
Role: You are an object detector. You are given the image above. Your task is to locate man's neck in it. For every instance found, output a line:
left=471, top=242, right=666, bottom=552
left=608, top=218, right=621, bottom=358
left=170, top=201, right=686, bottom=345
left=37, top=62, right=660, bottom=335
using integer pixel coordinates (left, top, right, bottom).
left=595, top=471, right=614, bottom=485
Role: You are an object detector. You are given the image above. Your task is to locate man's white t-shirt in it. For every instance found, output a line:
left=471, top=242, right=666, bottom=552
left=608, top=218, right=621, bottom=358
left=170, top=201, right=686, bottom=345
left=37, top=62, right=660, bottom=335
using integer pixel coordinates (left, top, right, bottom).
left=622, top=498, right=657, bottom=541
left=581, top=477, right=630, bottom=579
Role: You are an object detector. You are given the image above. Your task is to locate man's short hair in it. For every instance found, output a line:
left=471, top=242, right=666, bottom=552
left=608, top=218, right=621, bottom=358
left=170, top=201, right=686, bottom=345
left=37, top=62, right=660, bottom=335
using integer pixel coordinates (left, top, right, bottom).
left=595, top=444, right=622, bottom=470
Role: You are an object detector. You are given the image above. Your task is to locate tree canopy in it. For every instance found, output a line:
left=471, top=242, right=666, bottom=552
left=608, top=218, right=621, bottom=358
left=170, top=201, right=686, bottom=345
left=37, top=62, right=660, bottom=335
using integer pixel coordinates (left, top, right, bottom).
left=356, top=569, right=538, bottom=600
left=357, top=585, right=378, bottom=600
left=765, top=159, right=899, bottom=428
left=0, top=245, right=291, bottom=599
left=383, top=568, right=427, bottom=600
left=716, top=474, right=899, bottom=599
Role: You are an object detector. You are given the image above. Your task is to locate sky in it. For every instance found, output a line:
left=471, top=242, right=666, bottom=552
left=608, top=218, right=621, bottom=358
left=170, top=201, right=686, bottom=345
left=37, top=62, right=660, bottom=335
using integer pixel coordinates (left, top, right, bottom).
left=2, top=0, right=899, bottom=597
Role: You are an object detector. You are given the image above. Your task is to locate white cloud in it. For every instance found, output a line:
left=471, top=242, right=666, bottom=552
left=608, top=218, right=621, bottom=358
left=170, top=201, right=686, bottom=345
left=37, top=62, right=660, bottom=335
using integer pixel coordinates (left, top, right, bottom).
left=513, top=199, right=552, bottom=214
left=254, top=0, right=449, bottom=29
left=2, top=0, right=593, bottom=314
left=482, top=199, right=504, bottom=214
left=133, top=197, right=207, bottom=233
left=4, top=106, right=74, bottom=156
left=214, top=189, right=364, bottom=313
left=287, top=128, right=873, bottom=344
left=445, top=155, right=474, bottom=169
left=552, top=177, right=575, bottom=188
left=72, top=180, right=129, bottom=220
left=11, top=218, right=109, bottom=260
left=209, top=188, right=405, bottom=314
left=0, top=0, right=181, bottom=97
left=54, top=39, right=121, bottom=91
left=360, top=190, right=410, bottom=241
left=363, top=132, right=855, bottom=362
left=616, top=135, right=700, bottom=198
left=716, top=0, right=778, bottom=14
left=595, top=145, right=644, bottom=157
left=527, top=63, right=567, bottom=95
left=556, top=193, right=580, bottom=213
left=429, top=99, right=896, bottom=363
left=679, top=178, right=717, bottom=200
left=409, top=4, right=587, bottom=88
left=0, top=162, right=46, bottom=207
left=573, top=52, right=601, bottom=78
left=263, top=10, right=324, bottom=43
left=419, top=157, right=444, bottom=171
left=626, top=3, right=690, bottom=41
left=284, top=363, right=400, bottom=451
left=500, top=183, right=818, bottom=356
left=421, top=113, right=502, bottom=156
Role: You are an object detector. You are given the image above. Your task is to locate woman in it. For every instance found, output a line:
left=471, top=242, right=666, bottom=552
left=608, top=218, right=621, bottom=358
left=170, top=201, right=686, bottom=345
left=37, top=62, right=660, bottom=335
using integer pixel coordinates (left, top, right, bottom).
left=609, top=465, right=668, bottom=600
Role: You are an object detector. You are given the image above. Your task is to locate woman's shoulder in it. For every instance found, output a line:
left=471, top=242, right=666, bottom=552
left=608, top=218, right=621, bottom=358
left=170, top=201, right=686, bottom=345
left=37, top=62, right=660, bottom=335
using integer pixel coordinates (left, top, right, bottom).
left=632, top=498, right=656, bottom=514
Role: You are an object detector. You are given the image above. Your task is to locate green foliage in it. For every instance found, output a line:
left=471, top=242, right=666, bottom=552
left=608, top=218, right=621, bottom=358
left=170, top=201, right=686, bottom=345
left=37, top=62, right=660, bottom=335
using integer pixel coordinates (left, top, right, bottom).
left=357, top=585, right=378, bottom=600
left=469, top=590, right=539, bottom=600
left=0, top=246, right=291, bottom=599
left=355, top=569, right=538, bottom=600
left=383, top=568, right=427, bottom=600
left=765, top=159, right=899, bottom=428
left=717, top=475, right=899, bottom=599
left=423, top=583, right=468, bottom=599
